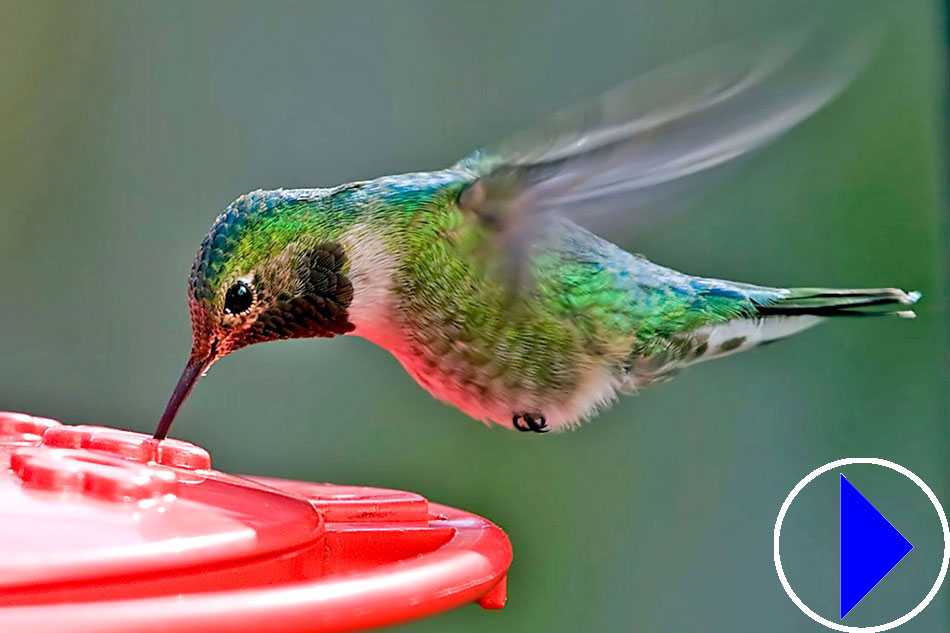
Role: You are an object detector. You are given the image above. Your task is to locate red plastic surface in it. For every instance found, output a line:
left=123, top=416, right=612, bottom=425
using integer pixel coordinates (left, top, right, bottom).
left=0, top=412, right=512, bottom=633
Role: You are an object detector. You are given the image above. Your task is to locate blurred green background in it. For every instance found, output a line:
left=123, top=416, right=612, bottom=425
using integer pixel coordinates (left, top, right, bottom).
left=0, top=1, right=946, bottom=631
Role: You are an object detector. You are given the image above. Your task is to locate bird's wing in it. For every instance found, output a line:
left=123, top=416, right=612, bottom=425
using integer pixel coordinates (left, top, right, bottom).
left=452, top=25, right=878, bottom=274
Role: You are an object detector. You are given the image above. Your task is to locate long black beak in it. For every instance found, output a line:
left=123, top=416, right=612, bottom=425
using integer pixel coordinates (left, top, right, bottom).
left=153, top=357, right=209, bottom=440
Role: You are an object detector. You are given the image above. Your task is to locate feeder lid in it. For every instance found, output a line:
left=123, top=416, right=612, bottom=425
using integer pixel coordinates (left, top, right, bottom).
left=0, top=412, right=511, bottom=633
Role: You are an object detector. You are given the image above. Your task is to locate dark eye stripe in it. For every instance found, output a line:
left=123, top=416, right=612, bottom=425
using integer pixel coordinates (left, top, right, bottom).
left=224, top=280, right=254, bottom=315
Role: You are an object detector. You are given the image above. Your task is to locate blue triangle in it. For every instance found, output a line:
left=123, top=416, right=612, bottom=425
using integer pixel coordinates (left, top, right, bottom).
left=840, top=474, right=913, bottom=619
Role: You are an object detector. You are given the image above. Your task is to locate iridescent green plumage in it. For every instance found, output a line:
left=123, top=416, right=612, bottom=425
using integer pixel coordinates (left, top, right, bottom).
left=154, top=27, right=918, bottom=439
left=157, top=169, right=916, bottom=436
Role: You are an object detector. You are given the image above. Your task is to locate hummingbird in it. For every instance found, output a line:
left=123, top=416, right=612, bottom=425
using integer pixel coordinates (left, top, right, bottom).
left=154, top=28, right=919, bottom=439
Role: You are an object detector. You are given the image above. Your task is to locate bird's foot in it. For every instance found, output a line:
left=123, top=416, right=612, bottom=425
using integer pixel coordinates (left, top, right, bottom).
left=513, top=412, right=548, bottom=433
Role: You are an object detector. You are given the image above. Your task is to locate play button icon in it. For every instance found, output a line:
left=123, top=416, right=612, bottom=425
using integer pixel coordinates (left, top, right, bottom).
left=840, top=474, right=914, bottom=619
left=775, top=458, right=950, bottom=631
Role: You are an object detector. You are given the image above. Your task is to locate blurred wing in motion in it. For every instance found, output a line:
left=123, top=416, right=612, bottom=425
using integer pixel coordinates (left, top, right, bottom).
left=454, top=26, right=878, bottom=277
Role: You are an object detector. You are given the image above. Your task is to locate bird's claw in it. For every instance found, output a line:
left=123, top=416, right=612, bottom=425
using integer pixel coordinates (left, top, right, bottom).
left=513, top=412, right=548, bottom=433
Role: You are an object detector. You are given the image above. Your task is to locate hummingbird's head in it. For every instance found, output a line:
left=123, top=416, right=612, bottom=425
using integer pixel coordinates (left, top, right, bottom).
left=155, top=189, right=356, bottom=439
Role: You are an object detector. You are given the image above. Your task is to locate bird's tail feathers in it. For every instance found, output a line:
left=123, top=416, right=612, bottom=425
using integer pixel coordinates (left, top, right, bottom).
left=757, top=287, right=921, bottom=318
left=686, top=286, right=920, bottom=365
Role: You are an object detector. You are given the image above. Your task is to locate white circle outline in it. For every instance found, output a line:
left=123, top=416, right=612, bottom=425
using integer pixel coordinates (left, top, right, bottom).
left=774, top=457, right=949, bottom=632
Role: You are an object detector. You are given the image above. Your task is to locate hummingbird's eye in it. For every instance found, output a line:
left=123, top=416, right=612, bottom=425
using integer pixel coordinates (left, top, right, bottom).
left=224, top=280, right=254, bottom=315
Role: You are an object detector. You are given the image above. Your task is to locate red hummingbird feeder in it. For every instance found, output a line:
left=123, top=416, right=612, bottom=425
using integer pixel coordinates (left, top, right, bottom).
left=0, top=412, right=512, bottom=633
